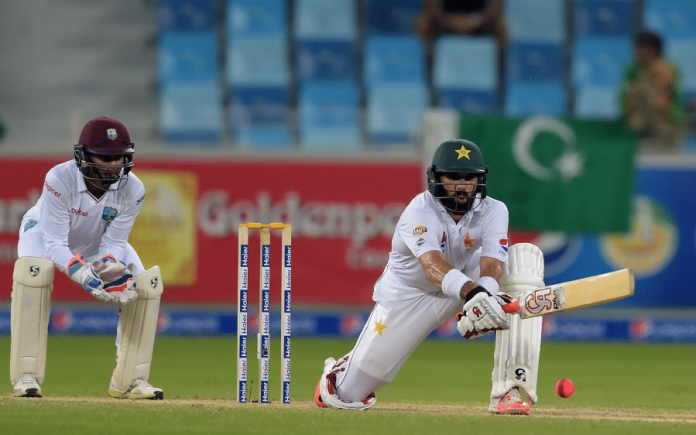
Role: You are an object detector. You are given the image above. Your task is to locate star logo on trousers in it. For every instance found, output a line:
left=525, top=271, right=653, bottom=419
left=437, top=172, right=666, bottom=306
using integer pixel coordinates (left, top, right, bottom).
left=373, top=319, right=387, bottom=336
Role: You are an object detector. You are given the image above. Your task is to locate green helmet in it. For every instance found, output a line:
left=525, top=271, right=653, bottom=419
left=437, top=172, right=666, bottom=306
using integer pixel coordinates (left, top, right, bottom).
left=426, top=139, right=488, bottom=214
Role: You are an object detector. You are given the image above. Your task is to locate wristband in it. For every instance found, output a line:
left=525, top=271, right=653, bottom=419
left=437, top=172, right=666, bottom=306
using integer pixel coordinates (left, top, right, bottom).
left=442, top=269, right=472, bottom=300
left=476, top=276, right=500, bottom=295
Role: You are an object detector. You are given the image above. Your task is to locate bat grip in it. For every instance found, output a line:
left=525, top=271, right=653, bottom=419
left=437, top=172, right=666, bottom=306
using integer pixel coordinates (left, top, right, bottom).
left=502, top=299, right=520, bottom=314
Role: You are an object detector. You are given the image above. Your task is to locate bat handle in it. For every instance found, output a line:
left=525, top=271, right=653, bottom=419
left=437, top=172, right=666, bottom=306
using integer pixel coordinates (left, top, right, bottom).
left=502, top=299, right=520, bottom=314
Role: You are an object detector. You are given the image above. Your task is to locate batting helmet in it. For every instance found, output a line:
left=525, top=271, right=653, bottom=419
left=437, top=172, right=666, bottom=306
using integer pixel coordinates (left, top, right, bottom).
left=426, top=139, right=488, bottom=213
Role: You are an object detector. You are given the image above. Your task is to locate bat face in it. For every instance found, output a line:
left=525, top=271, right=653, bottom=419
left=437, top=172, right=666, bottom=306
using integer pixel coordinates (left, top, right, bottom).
left=503, top=269, right=635, bottom=319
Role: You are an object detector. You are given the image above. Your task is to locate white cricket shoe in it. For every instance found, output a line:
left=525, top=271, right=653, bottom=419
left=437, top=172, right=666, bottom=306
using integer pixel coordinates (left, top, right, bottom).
left=13, top=373, right=42, bottom=398
left=314, top=357, right=376, bottom=410
left=109, top=378, right=163, bottom=400
left=489, top=387, right=530, bottom=415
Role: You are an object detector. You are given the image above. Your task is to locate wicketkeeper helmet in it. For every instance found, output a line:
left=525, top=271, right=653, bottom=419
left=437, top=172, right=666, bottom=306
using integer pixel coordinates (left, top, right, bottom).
left=74, top=117, right=134, bottom=189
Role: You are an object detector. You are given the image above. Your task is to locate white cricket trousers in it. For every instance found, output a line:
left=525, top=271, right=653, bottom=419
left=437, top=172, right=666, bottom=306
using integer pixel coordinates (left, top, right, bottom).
left=335, top=292, right=463, bottom=402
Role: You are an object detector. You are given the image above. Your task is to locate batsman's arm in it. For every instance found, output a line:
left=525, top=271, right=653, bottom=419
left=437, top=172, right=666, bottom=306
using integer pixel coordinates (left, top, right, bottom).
left=418, top=251, right=503, bottom=300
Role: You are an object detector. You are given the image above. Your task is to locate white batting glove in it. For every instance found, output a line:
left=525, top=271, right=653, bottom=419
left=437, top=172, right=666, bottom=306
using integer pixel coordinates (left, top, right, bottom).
left=456, top=287, right=513, bottom=339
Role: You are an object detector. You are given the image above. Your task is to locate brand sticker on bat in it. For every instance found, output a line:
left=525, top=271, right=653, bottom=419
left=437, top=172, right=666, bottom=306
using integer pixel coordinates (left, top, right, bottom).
left=523, top=285, right=566, bottom=315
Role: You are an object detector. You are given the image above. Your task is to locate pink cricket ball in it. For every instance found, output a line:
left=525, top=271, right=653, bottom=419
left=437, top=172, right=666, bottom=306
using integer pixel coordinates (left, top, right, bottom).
left=555, top=378, right=575, bottom=398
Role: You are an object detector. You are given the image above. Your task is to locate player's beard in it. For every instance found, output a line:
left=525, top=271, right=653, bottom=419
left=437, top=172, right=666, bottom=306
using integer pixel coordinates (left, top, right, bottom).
left=442, top=190, right=475, bottom=214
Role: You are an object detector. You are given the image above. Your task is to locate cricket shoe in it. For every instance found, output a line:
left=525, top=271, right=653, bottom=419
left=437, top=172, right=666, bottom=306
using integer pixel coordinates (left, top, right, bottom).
left=13, top=373, right=42, bottom=398
left=489, top=387, right=530, bottom=415
left=109, top=378, right=164, bottom=400
left=315, top=357, right=376, bottom=410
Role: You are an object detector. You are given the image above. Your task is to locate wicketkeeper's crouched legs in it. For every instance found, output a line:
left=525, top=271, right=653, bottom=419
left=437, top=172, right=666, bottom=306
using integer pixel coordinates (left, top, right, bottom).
left=109, top=266, right=164, bottom=399
left=10, top=257, right=54, bottom=397
left=490, top=243, right=544, bottom=413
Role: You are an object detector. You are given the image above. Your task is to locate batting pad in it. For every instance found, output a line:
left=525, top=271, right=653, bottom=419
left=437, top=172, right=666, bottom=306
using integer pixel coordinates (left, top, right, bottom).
left=110, top=266, right=163, bottom=393
left=10, top=257, right=54, bottom=385
left=491, top=243, right=544, bottom=404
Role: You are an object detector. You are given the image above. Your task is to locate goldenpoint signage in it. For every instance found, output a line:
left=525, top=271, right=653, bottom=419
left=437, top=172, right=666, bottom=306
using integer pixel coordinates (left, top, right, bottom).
left=0, top=157, right=423, bottom=305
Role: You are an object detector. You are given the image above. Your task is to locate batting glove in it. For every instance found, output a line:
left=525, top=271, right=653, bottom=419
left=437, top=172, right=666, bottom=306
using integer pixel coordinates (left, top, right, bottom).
left=456, top=287, right=513, bottom=339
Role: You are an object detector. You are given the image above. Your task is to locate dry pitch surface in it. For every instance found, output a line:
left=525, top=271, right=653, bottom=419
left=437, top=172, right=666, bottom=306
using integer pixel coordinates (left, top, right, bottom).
left=19, top=396, right=696, bottom=424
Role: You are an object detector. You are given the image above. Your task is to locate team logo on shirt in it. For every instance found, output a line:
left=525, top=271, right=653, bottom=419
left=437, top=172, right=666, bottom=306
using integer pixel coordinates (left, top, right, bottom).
left=102, top=207, right=118, bottom=221
left=464, top=232, right=476, bottom=248
left=413, top=225, right=427, bottom=236
left=107, top=128, right=118, bottom=140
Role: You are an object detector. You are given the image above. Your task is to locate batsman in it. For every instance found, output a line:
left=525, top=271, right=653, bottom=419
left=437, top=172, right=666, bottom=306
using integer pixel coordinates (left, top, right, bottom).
left=315, top=139, right=545, bottom=414
left=10, top=117, right=165, bottom=399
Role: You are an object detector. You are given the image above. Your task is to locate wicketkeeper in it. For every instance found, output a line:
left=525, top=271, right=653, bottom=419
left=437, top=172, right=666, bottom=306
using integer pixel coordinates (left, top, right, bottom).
left=10, top=117, right=165, bottom=399
left=315, top=139, right=544, bottom=414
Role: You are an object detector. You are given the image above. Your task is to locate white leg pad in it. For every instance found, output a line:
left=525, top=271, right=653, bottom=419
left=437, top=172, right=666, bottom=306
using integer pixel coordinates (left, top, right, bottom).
left=491, top=243, right=544, bottom=404
left=110, top=266, right=163, bottom=393
left=10, top=257, right=54, bottom=385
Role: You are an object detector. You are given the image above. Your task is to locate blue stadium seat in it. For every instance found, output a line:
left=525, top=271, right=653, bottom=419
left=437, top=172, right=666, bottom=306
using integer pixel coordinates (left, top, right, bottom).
left=364, top=35, right=426, bottom=89
left=644, top=0, right=696, bottom=40
left=505, top=83, right=567, bottom=116
left=158, top=0, right=216, bottom=33
left=505, top=0, right=566, bottom=43
left=296, top=40, right=356, bottom=82
left=666, top=39, right=696, bottom=92
left=573, top=37, right=632, bottom=88
left=226, top=0, right=287, bottom=38
left=226, top=35, right=289, bottom=86
left=160, top=82, right=224, bottom=142
left=158, top=32, right=218, bottom=84
left=506, top=42, right=564, bottom=84
left=574, top=86, right=619, bottom=119
left=363, top=0, right=423, bottom=34
left=437, top=89, right=498, bottom=114
left=298, top=82, right=361, bottom=150
left=294, top=0, right=357, bottom=41
left=434, top=36, right=498, bottom=90
left=233, top=127, right=294, bottom=149
left=573, top=0, right=634, bottom=37
left=366, top=85, right=429, bottom=145
left=230, top=87, right=290, bottom=127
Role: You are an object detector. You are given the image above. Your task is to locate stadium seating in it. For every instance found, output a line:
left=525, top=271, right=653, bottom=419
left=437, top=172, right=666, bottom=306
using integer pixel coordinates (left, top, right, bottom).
left=364, top=35, right=426, bottom=89
left=226, top=0, right=287, bottom=37
left=574, top=85, right=620, bottom=119
left=643, top=0, right=696, bottom=40
left=573, top=37, right=632, bottom=88
left=363, top=0, right=423, bottom=34
left=367, top=85, right=429, bottom=146
left=573, top=0, right=635, bottom=37
left=158, top=32, right=218, bottom=85
left=294, top=0, right=357, bottom=40
left=296, top=40, right=356, bottom=83
left=505, top=0, right=566, bottom=43
left=506, top=42, right=564, bottom=84
left=506, top=83, right=567, bottom=117
left=298, top=82, right=361, bottom=151
left=230, top=87, right=293, bottom=149
left=160, top=82, right=224, bottom=142
left=158, top=0, right=217, bottom=33
left=434, top=36, right=499, bottom=113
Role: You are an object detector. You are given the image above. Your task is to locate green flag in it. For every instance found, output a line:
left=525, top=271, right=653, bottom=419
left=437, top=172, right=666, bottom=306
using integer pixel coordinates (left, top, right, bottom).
left=459, top=115, right=637, bottom=233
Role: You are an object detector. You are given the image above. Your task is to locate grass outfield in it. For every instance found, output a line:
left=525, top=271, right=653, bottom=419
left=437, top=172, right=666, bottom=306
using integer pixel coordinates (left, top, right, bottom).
left=0, top=336, right=694, bottom=434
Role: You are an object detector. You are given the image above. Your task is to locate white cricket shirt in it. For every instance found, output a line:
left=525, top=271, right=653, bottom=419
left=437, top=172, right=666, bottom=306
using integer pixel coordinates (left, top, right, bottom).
left=21, top=160, right=146, bottom=273
left=374, top=190, right=509, bottom=302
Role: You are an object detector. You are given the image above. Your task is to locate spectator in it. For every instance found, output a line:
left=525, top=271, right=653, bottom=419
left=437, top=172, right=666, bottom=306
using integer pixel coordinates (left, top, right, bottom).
left=415, top=0, right=507, bottom=48
left=620, top=31, right=685, bottom=150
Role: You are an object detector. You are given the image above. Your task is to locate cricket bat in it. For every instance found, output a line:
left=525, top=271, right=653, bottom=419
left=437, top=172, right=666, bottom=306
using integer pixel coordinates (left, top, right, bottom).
left=502, top=269, right=635, bottom=319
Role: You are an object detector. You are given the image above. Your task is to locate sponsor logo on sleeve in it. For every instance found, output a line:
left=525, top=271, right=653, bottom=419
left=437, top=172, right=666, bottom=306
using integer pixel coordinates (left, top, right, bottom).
left=416, top=238, right=426, bottom=246
left=500, top=237, right=509, bottom=252
left=440, top=232, right=447, bottom=249
left=44, top=181, right=61, bottom=198
left=413, top=225, right=427, bottom=236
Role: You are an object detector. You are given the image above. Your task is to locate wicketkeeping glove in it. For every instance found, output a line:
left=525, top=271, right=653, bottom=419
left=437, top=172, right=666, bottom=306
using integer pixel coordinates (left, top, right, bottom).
left=92, top=255, right=137, bottom=304
left=68, top=253, right=109, bottom=302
